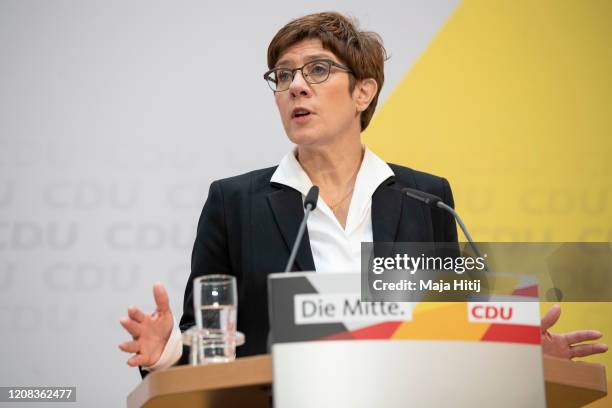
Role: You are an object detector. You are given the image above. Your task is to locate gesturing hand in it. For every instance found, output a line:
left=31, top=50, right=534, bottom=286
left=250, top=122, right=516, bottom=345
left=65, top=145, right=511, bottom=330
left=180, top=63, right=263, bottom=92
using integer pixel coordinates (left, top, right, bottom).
left=118, top=283, right=174, bottom=367
left=541, top=304, right=608, bottom=359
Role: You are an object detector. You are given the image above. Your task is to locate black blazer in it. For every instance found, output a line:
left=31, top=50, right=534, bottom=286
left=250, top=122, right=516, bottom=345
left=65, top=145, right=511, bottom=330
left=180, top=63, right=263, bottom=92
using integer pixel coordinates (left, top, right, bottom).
left=175, top=163, right=458, bottom=364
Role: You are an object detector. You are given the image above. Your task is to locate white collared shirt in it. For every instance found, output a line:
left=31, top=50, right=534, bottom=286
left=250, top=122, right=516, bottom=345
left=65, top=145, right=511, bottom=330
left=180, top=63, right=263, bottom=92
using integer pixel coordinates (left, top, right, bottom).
left=270, top=145, right=394, bottom=273
left=146, top=145, right=394, bottom=371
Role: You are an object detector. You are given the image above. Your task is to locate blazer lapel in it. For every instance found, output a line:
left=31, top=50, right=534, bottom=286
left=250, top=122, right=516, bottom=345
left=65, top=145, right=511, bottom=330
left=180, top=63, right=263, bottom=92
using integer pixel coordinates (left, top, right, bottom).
left=267, top=187, right=316, bottom=272
left=372, top=178, right=403, bottom=242
left=372, top=177, right=431, bottom=243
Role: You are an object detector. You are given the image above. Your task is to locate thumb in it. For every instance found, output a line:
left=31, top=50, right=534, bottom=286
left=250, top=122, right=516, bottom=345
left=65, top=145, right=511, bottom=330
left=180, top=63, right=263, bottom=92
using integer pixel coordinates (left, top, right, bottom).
left=153, top=282, right=171, bottom=314
left=541, top=304, right=561, bottom=332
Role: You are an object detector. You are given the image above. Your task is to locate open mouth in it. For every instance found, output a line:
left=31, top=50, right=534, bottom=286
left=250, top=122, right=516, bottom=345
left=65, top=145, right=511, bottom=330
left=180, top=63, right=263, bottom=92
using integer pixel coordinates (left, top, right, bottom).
left=292, top=108, right=312, bottom=119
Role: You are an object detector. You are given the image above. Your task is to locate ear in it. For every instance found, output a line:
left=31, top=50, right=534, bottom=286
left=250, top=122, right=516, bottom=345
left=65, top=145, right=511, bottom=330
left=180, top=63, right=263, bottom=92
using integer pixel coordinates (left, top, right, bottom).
left=352, top=78, right=378, bottom=113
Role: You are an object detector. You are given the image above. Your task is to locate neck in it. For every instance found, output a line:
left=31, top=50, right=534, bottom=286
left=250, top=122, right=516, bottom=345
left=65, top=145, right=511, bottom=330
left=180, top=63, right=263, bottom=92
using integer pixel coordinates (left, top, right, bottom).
left=296, top=139, right=364, bottom=190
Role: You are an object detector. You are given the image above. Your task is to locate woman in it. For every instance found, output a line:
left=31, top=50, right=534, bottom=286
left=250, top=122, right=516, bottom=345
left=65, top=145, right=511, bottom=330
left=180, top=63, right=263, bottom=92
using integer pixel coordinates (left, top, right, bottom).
left=119, top=12, right=606, bottom=373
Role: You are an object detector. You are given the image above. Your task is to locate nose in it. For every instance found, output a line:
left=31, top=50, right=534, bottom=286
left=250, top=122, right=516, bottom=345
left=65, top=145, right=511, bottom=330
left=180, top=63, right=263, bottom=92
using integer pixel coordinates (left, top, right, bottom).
left=288, top=70, right=312, bottom=98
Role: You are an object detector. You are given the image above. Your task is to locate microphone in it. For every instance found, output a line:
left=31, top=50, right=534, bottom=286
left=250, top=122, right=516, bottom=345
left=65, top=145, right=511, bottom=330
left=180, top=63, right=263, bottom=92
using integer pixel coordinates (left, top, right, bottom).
left=284, top=186, right=319, bottom=273
left=402, top=187, right=487, bottom=269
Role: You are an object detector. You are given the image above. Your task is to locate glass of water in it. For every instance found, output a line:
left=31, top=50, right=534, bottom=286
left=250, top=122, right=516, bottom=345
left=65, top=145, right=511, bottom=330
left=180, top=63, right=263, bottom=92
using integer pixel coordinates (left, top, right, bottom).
left=192, top=274, right=239, bottom=364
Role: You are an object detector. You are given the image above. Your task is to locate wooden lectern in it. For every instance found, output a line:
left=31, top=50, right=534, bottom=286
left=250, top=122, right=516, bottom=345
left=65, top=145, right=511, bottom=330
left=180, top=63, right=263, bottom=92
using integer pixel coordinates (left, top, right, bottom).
left=127, top=354, right=607, bottom=408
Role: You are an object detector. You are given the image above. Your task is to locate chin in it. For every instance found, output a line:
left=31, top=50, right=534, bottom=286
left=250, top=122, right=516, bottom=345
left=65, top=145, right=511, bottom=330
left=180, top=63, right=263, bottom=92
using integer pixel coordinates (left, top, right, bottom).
left=286, top=129, right=326, bottom=147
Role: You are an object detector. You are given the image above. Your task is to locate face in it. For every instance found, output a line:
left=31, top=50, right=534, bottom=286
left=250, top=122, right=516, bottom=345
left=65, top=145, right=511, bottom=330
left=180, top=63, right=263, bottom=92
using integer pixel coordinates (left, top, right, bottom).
left=272, top=38, right=361, bottom=147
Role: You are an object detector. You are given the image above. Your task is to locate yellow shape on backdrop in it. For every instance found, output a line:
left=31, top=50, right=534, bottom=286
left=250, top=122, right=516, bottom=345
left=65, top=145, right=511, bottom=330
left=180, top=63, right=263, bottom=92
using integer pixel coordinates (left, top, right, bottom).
left=364, top=0, right=612, bottom=374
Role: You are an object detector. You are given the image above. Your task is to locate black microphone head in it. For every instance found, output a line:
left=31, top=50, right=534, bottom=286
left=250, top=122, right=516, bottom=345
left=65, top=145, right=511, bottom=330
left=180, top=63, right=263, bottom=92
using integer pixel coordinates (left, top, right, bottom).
left=304, top=186, right=319, bottom=210
left=402, top=187, right=442, bottom=207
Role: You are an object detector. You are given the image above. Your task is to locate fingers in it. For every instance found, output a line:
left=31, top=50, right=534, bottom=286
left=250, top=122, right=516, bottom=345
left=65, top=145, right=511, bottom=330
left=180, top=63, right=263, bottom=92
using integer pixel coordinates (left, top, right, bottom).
left=128, top=306, right=146, bottom=323
left=153, top=282, right=170, bottom=314
left=570, top=343, right=609, bottom=358
left=564, top=330, right=602, bottom=345
left=118, top=340, right=140, bottom=353
left=127, top=354, right=149, bottom=367
left=119, top=318, right=142, bottom=338
left=541, top=304, right=561, bottom=332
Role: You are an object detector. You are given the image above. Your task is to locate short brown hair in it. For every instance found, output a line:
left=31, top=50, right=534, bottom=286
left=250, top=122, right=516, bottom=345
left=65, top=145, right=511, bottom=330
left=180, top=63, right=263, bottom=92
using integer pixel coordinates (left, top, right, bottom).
left=267, top=12, right=387, bottom=131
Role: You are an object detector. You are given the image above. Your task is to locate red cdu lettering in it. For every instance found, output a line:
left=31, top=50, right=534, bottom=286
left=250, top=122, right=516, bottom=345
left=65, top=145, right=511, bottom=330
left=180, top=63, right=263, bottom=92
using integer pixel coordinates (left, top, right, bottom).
left=471, top=305, right=513, bottom=321
left=472, top=305, right=484, bottom=319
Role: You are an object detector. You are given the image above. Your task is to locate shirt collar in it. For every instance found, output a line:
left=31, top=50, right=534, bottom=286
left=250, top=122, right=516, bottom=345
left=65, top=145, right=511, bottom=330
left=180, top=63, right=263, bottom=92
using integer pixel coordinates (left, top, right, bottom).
left=270, top=145, right=394, bottom=200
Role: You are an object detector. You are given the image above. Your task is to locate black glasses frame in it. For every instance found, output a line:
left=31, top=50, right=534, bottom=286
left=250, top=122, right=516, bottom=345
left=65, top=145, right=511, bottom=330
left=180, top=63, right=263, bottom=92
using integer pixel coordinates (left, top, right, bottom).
left=263, top=59, right=353, bottom=92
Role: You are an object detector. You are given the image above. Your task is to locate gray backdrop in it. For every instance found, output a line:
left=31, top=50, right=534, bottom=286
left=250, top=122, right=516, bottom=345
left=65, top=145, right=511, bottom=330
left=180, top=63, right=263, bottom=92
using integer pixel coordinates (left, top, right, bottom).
left=0, top=1, right=459, bottom=406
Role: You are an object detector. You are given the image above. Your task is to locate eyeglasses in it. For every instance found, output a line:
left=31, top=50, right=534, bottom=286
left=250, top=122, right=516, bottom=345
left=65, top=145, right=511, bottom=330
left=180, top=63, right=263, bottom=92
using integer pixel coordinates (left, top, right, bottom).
left=263, top=59, right=353, bottom=92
